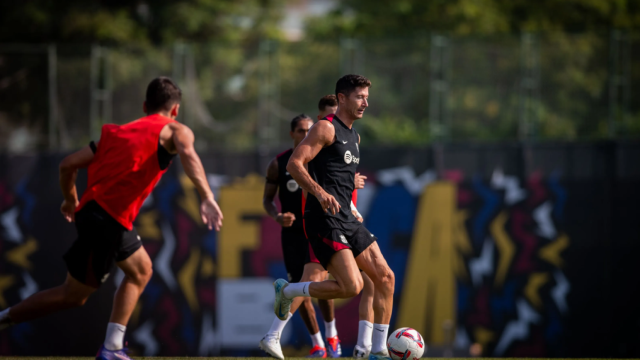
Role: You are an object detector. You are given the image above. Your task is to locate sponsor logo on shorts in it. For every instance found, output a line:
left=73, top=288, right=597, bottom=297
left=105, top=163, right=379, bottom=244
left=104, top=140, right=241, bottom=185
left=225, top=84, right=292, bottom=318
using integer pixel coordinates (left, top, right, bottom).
left=137, top=235, right=141, bottom=241
left=339, top=234, right=348, bottom=244
left=286, top=179, right=299, bottom=192
left=101, top=273, right=110, bottom=283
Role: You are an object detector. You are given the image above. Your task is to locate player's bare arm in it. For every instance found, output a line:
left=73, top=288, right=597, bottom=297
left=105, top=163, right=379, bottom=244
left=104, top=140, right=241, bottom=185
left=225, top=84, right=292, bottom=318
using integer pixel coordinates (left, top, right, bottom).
left=162, top=122, right=223, bottom=231
left=287, top=121, right=341, bottom=215
left=264, top=158, right=295, bottom=227
left=59, top=145, right=95, bottom=222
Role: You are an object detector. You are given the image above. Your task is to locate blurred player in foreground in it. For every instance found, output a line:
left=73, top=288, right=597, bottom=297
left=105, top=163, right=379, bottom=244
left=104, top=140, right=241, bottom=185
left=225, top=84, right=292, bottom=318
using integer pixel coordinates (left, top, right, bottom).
left=280, top=74, right=395, bottom=360
left=260, top=113, right=334, bottom=358
left=0, top=77, right=223, bottom=360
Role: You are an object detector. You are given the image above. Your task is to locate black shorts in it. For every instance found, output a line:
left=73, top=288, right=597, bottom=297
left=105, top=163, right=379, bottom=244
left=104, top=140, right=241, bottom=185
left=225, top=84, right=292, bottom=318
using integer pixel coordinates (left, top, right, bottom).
left=304, top=216, right=377, bottom=270
left=281, top=229, right=311, bottom=283
left=63, top=200, right=142, bottom=288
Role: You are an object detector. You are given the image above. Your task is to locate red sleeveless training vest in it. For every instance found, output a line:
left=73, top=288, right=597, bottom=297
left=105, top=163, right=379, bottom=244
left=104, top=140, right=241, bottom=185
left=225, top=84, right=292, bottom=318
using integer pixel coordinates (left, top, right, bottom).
left=77, top=114, right=177, bottom=230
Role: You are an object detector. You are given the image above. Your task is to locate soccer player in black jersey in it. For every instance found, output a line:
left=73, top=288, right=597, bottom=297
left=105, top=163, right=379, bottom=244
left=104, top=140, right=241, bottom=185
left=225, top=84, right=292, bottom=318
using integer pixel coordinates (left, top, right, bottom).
left=277, top=75, right=395, bottom=360
left=259, top=114, right=332, bottom=358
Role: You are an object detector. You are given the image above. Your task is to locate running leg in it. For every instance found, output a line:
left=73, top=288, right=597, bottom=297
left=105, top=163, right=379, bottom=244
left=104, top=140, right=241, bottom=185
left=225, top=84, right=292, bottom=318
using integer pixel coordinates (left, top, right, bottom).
left=101, top=247, right=152, bottom=352
left=3, top=273, right=95, bottom=326
left=355, top=242, right=395, bottom=359
left=354, top=272, right=375, bottom=357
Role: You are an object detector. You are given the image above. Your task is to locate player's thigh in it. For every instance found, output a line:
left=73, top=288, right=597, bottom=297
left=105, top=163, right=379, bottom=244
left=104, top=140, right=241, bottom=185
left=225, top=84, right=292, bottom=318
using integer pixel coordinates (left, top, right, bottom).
left=326, top=249, right=363, bottom=292
left=355, top=241, right=392, bottom=286
left=116, top=246, right=152, bottom=280
left=63, top=272, right=96, bottom=300
left=300, top=262, right=328, bottom=282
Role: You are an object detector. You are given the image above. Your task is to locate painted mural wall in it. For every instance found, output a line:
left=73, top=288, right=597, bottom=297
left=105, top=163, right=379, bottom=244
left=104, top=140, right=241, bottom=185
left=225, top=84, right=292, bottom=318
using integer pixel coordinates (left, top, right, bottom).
left=0, top=142, right=638, bottom=357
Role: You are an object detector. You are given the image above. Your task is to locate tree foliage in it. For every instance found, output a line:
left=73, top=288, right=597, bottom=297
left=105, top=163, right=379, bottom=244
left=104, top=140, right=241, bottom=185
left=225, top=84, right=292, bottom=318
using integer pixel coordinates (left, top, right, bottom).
left=0, top=0, right=284, bottom=45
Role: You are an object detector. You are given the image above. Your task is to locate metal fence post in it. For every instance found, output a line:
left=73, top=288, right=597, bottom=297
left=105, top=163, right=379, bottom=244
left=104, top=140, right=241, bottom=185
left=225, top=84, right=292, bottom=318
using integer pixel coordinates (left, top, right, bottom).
left=339, top=38, right=363, bottom=76
left=90, top=45, right=112, bottom=141
left=47, top=44, right=58, bottom=151
left=519, top=32, right=540, bottom=141
left=609, top=30, right=630, bottom=138
left=257, top=39, right=280, bottom=169
left=429, top=34, right=451, bottom=142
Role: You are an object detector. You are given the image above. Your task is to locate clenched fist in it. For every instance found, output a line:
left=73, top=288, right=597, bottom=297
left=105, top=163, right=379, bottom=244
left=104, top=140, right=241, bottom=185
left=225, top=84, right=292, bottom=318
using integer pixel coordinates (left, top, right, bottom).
left=276, top=212, right=296, bottom=227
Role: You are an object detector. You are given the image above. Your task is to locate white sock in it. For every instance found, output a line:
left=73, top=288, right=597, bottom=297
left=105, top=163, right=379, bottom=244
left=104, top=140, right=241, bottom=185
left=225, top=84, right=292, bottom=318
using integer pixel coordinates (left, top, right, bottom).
left=310, top=331, right=325, bottom=348
left=283, top=282, right=312, bottom=299
left=268, top=312, right=292, bottom=336
left=357, top=320, right=373, bottom=350
left=104, top=322, right=126, bottom=351
left=371, top=323, right=389, bottom=354
left=0, top=308, right=13, bottom=331
left=324, top=319, right=338, bottom=338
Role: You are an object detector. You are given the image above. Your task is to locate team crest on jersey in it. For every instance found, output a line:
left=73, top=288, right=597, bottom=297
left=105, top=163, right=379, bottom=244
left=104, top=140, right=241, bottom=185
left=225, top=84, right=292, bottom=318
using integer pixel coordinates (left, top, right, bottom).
left=286, top=179, right=299, bottom=192
left=344, top=150, right=360, bottom=164
left=101, top=273, right=110, bottom=283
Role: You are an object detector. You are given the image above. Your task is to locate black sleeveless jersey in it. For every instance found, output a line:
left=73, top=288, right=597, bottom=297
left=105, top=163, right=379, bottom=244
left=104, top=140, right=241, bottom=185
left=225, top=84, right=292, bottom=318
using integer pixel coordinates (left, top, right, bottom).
left=276, top=149, right=303, bottom=232
left=305, top=114, right=360, bottom=230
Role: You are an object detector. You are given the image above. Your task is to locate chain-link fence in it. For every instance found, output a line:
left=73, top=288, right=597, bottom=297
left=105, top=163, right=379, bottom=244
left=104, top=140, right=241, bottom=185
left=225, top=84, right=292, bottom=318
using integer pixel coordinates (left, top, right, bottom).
left=1, top=33, right=639, bottom=153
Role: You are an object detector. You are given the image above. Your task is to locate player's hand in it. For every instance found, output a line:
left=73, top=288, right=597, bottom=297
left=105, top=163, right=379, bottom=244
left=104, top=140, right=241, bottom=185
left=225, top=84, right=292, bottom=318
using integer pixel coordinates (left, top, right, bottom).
left=352, top=210, right=364, bottom=223
left=201, top=197, right=223, bottom=231
left=317, top=190, right=341, bottom=215
left=354, top=172, right=367, bottom=189
left=276, top=212, right=296, bottom=227
left=60, top=199, right=78, bottom=222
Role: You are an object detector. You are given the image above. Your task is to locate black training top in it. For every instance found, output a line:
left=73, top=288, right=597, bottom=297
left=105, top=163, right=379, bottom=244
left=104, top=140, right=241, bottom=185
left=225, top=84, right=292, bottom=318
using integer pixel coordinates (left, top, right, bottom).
left=276, top=148, right=303, bottom=232
left=305, top=114, right=360, bottom=230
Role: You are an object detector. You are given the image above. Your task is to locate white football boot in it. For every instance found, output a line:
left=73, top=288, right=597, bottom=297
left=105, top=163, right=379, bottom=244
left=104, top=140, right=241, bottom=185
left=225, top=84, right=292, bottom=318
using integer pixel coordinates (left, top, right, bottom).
left=353, top=345, right=371, bottom=358
left=259, top=333, right=285, bottom=360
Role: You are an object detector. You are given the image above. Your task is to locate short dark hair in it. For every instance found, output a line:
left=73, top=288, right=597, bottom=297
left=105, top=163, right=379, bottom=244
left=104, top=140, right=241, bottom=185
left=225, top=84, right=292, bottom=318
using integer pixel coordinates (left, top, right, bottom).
left=145, top=77, right=182, bottom=114
left=335, top=74, right=371, bottom=100
left=290, top=113, right=312, bottom=132
left=318, top=94, right=338, bottom=111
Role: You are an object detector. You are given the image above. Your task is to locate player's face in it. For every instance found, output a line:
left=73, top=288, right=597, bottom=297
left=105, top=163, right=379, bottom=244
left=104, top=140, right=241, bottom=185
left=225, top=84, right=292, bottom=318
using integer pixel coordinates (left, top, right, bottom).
left=291, top=119, right=314, bottom=147
left=317, top=105, right=338, bottom=120
left=345, top=87, right=369, bottom=120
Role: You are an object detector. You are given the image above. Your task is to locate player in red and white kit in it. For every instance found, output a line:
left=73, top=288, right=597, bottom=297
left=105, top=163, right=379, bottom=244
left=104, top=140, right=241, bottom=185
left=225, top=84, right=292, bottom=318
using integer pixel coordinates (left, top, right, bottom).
left=0, top=77, right=223, bottom=360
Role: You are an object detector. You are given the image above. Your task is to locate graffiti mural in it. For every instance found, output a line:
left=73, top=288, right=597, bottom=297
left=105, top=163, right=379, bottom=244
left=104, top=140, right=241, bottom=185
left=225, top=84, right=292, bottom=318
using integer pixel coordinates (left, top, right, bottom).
left=0, top=143, right=638, bottom=357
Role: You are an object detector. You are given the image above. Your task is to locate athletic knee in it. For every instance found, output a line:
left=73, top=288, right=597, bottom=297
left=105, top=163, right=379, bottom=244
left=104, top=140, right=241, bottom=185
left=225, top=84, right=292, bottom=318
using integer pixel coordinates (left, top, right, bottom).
left=129, top=262, right=153, bottom=286
left=309, top=272, right=324, bottom=282
left=379, top=267, right=395, bottom=292
left=342, top=277, right=363, bottom=298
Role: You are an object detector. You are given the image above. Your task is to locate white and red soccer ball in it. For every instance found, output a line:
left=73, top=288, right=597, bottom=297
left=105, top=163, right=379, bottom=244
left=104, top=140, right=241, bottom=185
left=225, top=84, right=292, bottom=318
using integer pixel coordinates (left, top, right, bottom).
left=387, top=327, right=426, bottom=360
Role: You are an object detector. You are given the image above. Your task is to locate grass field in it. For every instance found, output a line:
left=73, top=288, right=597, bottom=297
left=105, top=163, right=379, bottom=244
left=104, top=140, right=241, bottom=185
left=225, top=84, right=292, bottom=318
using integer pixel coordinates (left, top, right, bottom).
left=0, top=358, right=609, bottom=360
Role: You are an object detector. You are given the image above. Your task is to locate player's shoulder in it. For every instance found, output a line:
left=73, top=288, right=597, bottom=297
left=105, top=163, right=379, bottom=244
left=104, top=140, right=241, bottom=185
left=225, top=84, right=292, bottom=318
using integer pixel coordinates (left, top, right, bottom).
left=164, top=121, right=193, bottom=138
left=312, top=118, right=336, bottom=132
left=322, top=113, right=336, bottom=122
left=276, top=148, right=293, bottom=159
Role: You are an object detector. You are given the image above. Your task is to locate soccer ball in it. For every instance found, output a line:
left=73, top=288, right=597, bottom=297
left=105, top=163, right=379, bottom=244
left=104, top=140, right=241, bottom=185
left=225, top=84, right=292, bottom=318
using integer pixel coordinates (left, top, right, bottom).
left=387, top=328, right=426, bottom=360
